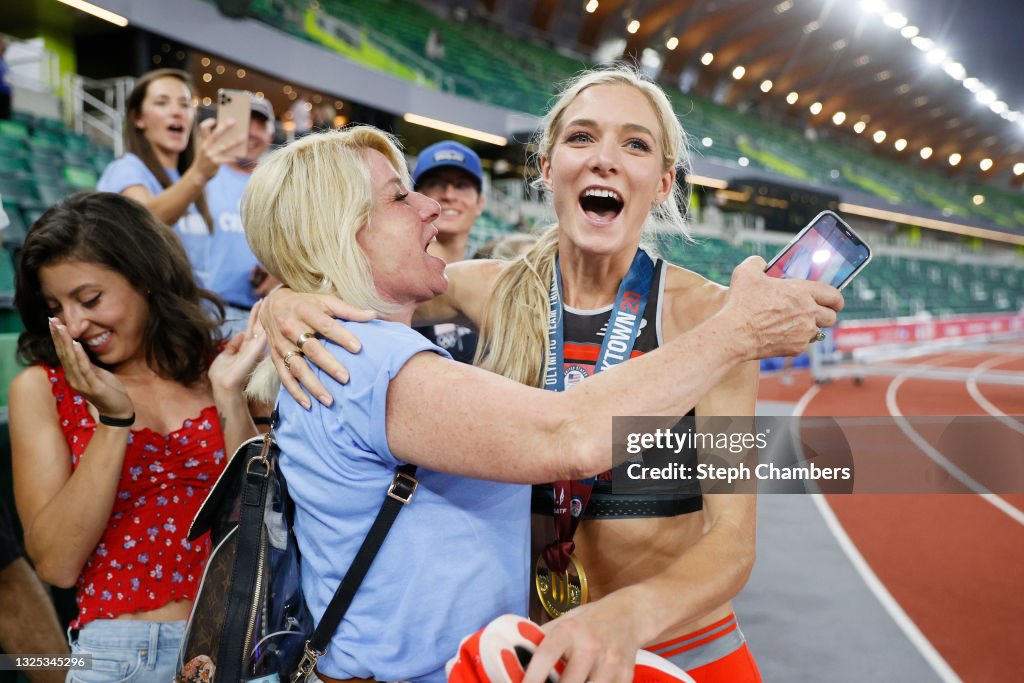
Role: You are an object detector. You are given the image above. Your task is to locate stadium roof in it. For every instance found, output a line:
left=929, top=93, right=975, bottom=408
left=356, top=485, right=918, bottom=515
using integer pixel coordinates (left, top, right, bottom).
left=494, top=0, right=1024, bottom=181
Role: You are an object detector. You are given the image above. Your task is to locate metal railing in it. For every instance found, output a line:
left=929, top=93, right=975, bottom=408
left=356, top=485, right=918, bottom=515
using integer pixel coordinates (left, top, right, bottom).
left=64, top=75, right=134, bottom=157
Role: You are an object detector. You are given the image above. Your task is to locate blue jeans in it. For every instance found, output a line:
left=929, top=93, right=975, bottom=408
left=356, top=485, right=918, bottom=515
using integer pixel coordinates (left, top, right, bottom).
left=67, top=620, right=184, bottom=683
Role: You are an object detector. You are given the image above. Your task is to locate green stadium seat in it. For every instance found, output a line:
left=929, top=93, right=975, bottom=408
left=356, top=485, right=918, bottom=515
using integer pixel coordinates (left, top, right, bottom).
left=0, top=121, right=28, bottom=140
left=0, top=332, right=25, bottom=409
left=63, top=165, right=98, bottom=189
left=1, top=202, right=28, bottom=249
left=0, top=250, right=15, bottom=310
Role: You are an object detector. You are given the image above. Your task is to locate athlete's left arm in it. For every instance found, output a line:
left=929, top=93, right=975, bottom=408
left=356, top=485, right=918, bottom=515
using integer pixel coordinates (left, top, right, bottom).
left=522, top=270, right=759, bottom=683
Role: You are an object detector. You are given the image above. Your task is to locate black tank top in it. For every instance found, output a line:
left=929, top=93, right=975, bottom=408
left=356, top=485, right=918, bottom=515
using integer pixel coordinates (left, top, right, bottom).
left=533, top=258, right=703, bottom=519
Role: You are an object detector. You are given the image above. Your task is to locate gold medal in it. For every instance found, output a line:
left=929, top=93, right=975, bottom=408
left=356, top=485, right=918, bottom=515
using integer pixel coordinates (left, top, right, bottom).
left=534, top=553, right=588, bottom=618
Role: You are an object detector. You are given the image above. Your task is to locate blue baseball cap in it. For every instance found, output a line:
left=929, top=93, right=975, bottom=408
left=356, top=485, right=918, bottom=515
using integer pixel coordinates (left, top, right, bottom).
left=413, top=140, right=483, bottom=190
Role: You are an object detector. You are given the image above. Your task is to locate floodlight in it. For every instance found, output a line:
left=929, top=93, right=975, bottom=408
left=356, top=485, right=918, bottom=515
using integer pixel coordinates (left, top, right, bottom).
left=900, top=25, right=919, bottom=38
left=972, top=195, right=985, bottom=205
left=666, top=37, right=679, bottom=50
left=894, top=138, right=907, bottom=151
left=943, top=62, right=966, bottom=80
left=585, top=0, right=598, bottom=13
left=948, top=153, right=961, bottom=166
left=760, top=79, right=773, bottom=93
left=873, top=130, right=886, bottom=143
left=976, top=89, right=997, bottom=105
left=883, top=12, right=907, bottom=29
left=627, top=20, right=640, bottom=33
left=926, top=48, right=947, bottom=64
left=809, top=101, right=822, bottom=115
left=920, top=146, right=933, bottom=159
left=786, top=91, right=798, bottom=104
left=979, top=158, right=993, bottom=171
left=1013, top=162, right=1024, bottom=176
left=832, top=111, right=846, bottom=125
left=701, top=52, right=714, bottom=65
left=732, top=66, right=746, bottom=79
left=853, top=121, right=867, bottom=134
left=911, top=36, right=933, bottom=51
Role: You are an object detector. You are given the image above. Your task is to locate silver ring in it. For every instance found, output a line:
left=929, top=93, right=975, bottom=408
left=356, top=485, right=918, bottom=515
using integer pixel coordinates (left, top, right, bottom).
left=282, top=349, right=303, bottom=372
left=811, top=329, right=826, bottom=343
left=295, top=331, right=316, bottom=352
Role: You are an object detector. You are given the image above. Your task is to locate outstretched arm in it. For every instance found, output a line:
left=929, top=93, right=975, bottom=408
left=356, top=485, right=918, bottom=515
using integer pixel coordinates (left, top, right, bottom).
left=261, top=259, right=502, bottom=407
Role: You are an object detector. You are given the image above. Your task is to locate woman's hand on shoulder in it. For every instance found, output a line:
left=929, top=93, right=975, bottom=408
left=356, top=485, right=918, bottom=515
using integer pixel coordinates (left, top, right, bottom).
left=209, top=302, right=268, bottom=394
left=260, top=286, right=376, bottom=407
left=48, top=318, right=133, bottom=420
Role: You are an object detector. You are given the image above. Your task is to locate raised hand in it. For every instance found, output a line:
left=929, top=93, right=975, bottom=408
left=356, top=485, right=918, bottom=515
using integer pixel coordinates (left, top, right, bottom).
left=48, top=318, right=133, bottom=421
left=209, top=301, right=268, bottom=394
left=724, top=256, right=844, bottom=360
left=193, top=117, right=241, bottom=180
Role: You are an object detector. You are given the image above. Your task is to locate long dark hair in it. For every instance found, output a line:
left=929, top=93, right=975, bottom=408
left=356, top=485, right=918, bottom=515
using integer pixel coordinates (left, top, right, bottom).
left=124, top=68, right=214, bottom=232
left=16, top=192, right=224, bottom=385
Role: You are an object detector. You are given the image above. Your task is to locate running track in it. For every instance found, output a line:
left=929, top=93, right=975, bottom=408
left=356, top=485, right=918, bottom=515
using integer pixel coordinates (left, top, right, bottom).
left=757, top=342, right=1024, bottom=682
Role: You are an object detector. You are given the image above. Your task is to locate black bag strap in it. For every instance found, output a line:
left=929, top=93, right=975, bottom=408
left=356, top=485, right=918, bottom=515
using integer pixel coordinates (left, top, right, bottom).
left=216, top=434, right=274, bottom=683
left=291, top=462, right=419, bottom=682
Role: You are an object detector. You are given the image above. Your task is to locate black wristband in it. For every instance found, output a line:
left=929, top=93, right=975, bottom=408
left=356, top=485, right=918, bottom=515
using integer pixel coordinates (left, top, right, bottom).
left=98, top=413, right=135, bottom=428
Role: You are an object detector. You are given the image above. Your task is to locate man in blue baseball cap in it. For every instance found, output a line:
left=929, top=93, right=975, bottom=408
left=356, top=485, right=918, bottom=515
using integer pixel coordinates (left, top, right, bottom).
left=413, top=140, right=485, bottom=265
left=412, top=140, right=486, bottom=363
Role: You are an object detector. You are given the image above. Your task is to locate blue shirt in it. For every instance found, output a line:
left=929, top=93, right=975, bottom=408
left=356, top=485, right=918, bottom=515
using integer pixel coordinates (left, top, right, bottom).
left=205, top=165, right=260, bottom=307
left=97, top=154, right=210, bottom=284
left=275, top=321, right=530, bottom=683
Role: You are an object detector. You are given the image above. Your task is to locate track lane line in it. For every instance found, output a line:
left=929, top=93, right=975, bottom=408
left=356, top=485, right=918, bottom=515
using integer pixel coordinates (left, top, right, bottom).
left=885, top=357, right=1024, bottom=525
left=965, top=356, right=1024, bottom=436
left=792, top=383, right=962, bottom=683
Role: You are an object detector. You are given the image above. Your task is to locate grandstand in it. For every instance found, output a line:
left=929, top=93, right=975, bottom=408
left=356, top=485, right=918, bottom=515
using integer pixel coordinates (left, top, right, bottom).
left=1, top=2, right=1023, bottom=680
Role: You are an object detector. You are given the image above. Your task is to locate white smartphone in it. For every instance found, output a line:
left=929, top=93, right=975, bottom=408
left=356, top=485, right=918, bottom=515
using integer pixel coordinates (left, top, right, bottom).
left=216, top=88, right=252, bottom=157
left=765, top=210, right=871, bottom=290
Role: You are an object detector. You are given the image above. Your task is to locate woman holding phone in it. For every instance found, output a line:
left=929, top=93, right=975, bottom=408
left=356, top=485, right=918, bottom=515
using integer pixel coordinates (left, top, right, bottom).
left=97, top=69, right=241, bottom=285
left=262, top=67, right=842, bottom=683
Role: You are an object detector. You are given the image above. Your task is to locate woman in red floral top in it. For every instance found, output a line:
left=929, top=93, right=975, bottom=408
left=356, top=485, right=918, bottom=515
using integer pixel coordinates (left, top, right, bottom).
left=9, top=191, right=266, bottom=682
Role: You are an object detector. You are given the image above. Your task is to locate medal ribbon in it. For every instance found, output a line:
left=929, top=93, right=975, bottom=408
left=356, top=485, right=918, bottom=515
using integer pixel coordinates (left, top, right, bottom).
left=542, top=249, right=654, bottom=572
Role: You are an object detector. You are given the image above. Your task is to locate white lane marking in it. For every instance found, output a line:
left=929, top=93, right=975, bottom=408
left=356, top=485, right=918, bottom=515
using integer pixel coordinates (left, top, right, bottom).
left=965, top=356, right=1024, bottom=436
left=793, top=383, right=962, bottom=683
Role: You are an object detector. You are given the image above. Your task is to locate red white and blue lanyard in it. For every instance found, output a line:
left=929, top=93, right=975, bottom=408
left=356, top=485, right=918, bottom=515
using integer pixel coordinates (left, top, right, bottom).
left=542, top=248, right=654, bottom=572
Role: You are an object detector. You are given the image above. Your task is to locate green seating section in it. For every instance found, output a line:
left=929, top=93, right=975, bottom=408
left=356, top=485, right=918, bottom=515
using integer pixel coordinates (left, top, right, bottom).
left=0, top=111, right=113, bottom=254
left=659, top=235, right=1024, bottom=321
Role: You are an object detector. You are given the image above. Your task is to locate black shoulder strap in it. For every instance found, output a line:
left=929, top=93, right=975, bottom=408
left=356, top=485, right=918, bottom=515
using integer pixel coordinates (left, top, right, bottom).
left=291, top=462, right=419, bottom=681
left=216, top=435, right=273, bottom=683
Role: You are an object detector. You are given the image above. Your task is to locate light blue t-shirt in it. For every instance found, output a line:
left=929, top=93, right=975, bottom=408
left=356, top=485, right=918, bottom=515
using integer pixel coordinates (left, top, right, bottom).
left=275, top=321, right=530, bottom=683
left=205, top=165, right=260, bottom=307
left=97, top=153, right=211, bottom=284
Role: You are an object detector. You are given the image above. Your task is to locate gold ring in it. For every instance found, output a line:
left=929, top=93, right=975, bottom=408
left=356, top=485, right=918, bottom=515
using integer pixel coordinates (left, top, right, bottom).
left=282, top=349, right=303, bottom=372
left=811, top=329, right=826, bottom=343
left=296, top=331, right=316, bottom=352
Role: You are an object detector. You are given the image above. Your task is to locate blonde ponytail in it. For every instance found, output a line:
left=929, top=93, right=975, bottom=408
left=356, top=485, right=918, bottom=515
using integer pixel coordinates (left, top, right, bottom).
left=474, top=227, right=560, bottom=387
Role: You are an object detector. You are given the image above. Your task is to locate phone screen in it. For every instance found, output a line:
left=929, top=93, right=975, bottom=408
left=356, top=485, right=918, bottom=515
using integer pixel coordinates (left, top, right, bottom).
left=765, top=212, right=870, bottom=289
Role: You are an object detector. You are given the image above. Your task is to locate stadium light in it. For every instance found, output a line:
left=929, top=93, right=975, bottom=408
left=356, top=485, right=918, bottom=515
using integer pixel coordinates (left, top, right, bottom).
left=786, top=91, right=799, bottom=105
left=972, top=194, right=985, bottom=205
left=883, top=12, right=907, bottom=29
left=853, top=121, right=867, bottom=134
left=774, top=1, right=793, bottom=14
left=702, top=137, right=713, bottom=147
left=962, top=77, right=982, bottom=92
left=926, top=48, right=947, bottom=65
left=975, top=89, right=997, bottom=105
left=948, top=153, right=962, bottom=166
left=943, top=62, right=966, bottom=80
left=57, top=0, right=128, bottom=26
left=920, top=146, right=933, bottom=159
left=873, top=130, right=886, bottom=143
left=809, top=101, right=822, bottom=115
left=738, top=156, right=750, bottom=167
left=701, top=52, right=714, bottom=66
left=860, top=0, right=887, bottom=15
left=760, top=79, right=773, bottom=93
left=585, top=0, right=599, bottom=13
left=979, top=158, right=993, bottom=171
left=403, top=113, right=508, bottom=146
left=832, top=111, right=846, bottom=125
left=911, top=36, right=934, bottom=51
left=1014, top=162, right=1024, bottom=176
left=894, top=138, right=907, bottom=151
left=900, top=25, right=919, bottom=38
left=627, top=20, right=640, bottom=34
left=732, top=65, right=746, bottom=80
left=990, top=101, right=1008, bottom=115
left=666, top=36, right=679, bottom=50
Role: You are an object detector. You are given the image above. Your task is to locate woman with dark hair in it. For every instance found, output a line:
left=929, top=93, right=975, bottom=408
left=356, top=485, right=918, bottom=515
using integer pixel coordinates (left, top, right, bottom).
left=97, top=68, right=239, bottom=284
left=9, top=191, right=266, bottom=682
